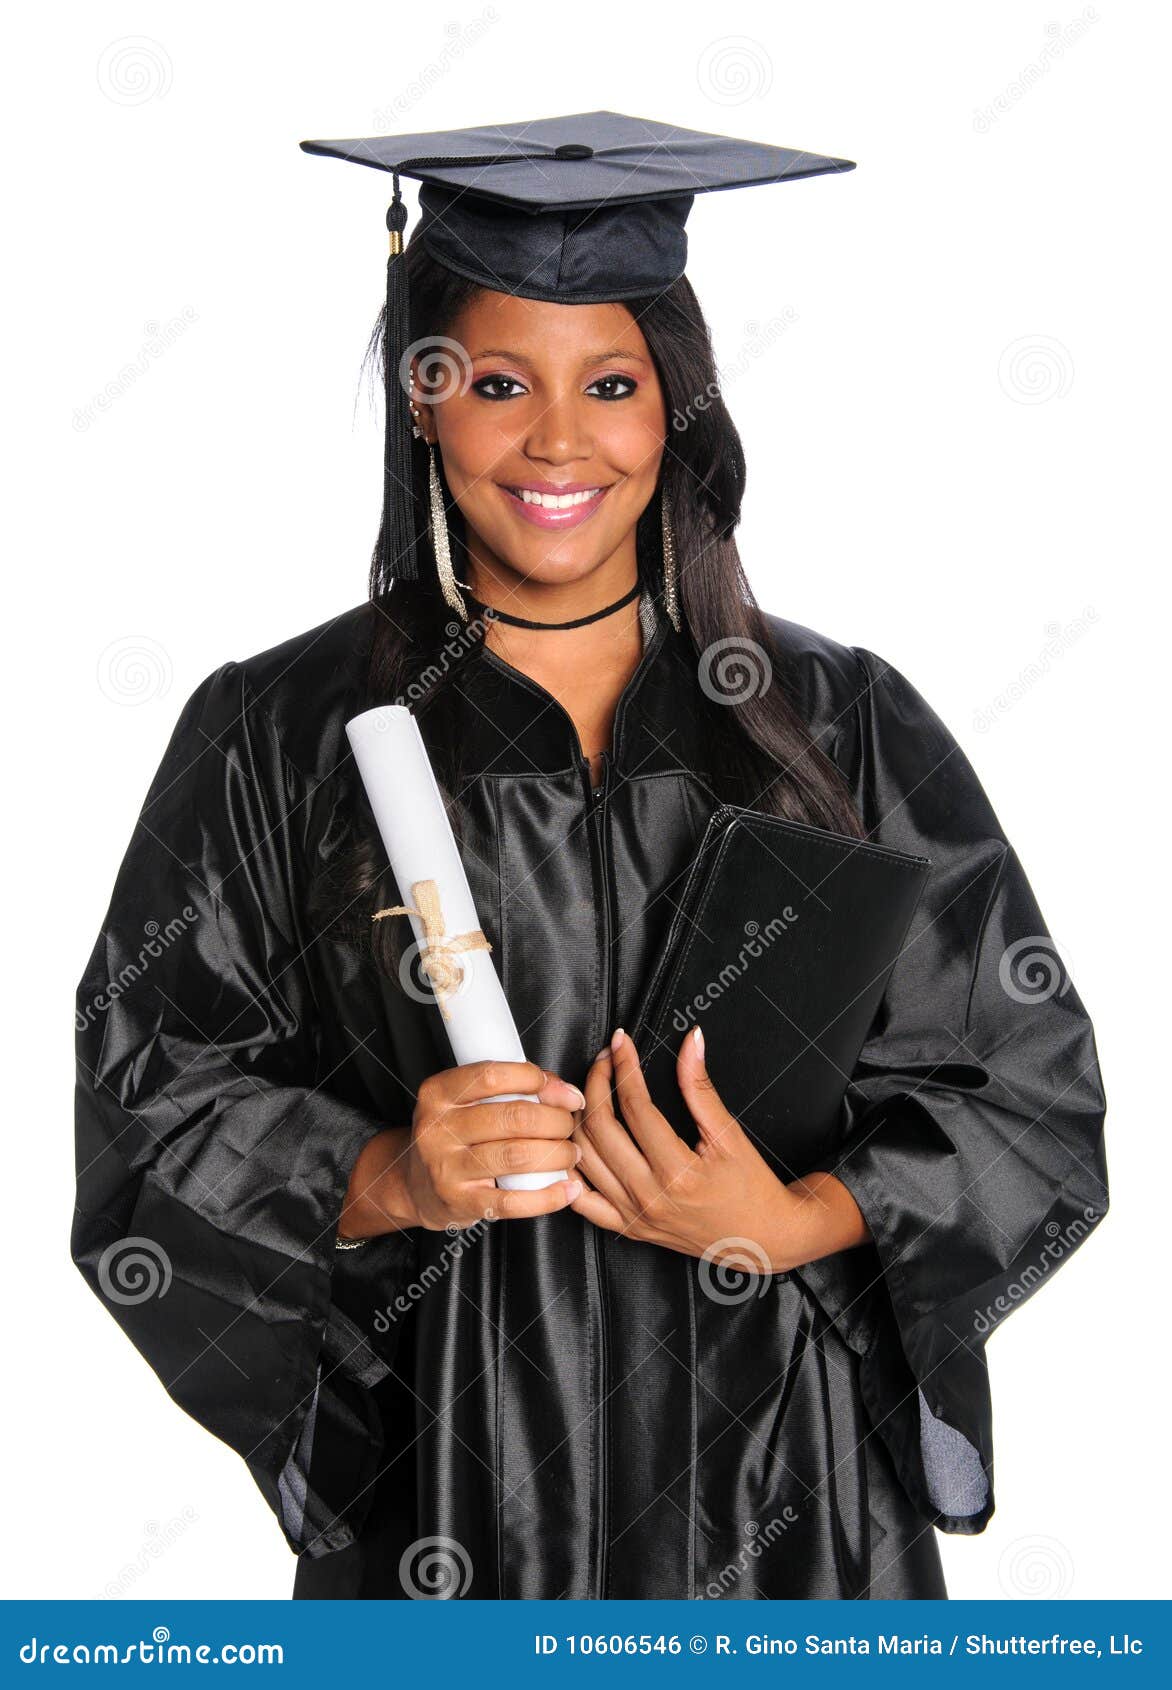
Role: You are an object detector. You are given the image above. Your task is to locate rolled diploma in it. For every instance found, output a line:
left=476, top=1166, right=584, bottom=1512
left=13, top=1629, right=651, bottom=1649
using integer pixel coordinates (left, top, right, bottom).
left=346, top=703, right=566, bottom=1192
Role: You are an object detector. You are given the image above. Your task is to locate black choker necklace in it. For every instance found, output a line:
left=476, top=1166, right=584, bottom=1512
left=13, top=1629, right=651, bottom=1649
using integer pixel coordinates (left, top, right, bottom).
left=457, top=580, right=640, bottom=631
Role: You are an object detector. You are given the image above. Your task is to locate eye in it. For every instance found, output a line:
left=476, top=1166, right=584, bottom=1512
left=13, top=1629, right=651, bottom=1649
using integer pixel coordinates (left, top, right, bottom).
left=472, top=375, right=529, bottom=401
left=586, top=374, right=638, bottom=401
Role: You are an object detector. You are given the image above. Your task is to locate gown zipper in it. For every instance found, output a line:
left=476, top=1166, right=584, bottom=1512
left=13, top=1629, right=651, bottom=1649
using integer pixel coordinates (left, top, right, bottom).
left=582, top=745, right=615, bottom=1598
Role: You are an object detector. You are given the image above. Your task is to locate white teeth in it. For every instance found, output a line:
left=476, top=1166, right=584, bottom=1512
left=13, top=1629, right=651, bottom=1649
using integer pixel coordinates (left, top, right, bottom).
left=515, top=487, right=601, bottom=509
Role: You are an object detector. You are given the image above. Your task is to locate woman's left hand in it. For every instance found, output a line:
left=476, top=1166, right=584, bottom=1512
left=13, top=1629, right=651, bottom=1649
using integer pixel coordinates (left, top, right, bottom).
left=569, top=1025, right=868, bottom=1274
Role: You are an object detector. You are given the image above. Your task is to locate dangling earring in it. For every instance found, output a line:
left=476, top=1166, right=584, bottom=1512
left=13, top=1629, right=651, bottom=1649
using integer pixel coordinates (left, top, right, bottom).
left=428, top=443, right=469, bottom=622
left=661, top=490, right=682, bottom=633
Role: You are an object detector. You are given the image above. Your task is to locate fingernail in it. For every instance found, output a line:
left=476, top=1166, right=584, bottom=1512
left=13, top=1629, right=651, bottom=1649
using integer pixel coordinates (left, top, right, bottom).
left=595, top=1046, right=611, bottom=1064
left=693, top=1024, right=705, bottom=1057
left=574, top=1144, right=583, bottom=1164
left=565, top=1180, right=583, bottom=1200
left=611, top=1027, right=625, bottom=1052
left=566, top=1086, right=586, bottom=1110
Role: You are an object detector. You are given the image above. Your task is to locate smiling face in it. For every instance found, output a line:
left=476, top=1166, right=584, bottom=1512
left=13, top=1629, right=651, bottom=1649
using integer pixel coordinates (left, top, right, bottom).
left=413, top=290, right=667, bottom=601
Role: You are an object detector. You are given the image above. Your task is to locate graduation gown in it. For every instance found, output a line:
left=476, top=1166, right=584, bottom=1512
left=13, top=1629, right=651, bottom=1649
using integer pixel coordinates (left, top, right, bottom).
left=72, top=592, right=1108, bottom=1600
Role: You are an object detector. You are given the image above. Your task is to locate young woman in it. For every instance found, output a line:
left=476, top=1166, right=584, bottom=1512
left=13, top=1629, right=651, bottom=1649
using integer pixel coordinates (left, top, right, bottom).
left=72, top=115, right=1108, bottom=1601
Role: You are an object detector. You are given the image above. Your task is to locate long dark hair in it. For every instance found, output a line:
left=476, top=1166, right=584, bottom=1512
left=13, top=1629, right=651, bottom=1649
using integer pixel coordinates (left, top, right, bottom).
left=310, top=235, right=864, bottom=973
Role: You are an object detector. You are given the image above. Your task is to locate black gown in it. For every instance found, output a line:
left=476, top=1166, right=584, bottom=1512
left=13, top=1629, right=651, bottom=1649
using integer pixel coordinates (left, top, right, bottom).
left=71, top=591, right=1108, bottom=1599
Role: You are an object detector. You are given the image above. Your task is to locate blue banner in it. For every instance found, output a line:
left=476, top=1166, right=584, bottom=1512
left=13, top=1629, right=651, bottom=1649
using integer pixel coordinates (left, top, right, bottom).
left=3, top=1601, right=1168, bottom=1684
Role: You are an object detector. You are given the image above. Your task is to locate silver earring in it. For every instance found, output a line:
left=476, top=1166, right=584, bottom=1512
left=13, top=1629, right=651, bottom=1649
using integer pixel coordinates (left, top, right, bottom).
left=410, top=401, right=422, bottom=441
left=428, top=445, right=469, bottom=621
left=661, top=491, right=682, bottom=632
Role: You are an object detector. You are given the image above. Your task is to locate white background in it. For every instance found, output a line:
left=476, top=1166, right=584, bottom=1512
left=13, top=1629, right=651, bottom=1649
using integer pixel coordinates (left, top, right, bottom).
left=3, top=0, right=1166, bottom=1601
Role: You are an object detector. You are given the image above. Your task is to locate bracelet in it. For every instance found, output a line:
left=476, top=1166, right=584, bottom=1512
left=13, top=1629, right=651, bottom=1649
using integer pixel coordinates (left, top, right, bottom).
left=334, top=1233, right=370, bottom=1251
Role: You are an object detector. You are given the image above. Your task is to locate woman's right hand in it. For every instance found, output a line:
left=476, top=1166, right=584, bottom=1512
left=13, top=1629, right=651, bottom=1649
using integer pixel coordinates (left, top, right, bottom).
left=339, top=1060, right=585, bottom=1238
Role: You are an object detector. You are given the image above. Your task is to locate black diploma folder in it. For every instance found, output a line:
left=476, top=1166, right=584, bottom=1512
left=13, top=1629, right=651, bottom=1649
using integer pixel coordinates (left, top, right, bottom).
left=628, top=804, right=931, bottom=1173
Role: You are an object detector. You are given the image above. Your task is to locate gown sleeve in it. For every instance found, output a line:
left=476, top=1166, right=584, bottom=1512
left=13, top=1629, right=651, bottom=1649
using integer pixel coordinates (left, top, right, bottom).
left=71, top=660, right=421, bottom=1558
left=812, top=646, right=1108, bottom=1533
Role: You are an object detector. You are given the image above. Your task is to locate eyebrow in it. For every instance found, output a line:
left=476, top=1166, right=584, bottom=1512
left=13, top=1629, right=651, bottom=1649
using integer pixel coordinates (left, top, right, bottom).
left=469, top=347, right=648, bottom=368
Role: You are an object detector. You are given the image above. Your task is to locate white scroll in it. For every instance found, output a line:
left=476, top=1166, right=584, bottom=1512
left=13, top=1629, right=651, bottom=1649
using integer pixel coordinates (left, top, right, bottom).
left=346, top=703, right=567, bottom=1192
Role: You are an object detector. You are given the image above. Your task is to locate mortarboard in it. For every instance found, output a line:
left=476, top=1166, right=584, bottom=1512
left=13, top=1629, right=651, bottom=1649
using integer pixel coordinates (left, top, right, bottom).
left=299, top=110, right=855, bottom=588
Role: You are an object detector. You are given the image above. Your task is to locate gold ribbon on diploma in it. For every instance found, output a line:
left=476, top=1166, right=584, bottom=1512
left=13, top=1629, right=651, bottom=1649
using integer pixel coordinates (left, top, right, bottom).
left=373, top=878, right=491, bottom=1020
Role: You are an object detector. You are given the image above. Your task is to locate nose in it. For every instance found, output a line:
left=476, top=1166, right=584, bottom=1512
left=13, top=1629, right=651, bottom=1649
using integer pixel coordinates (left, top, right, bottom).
left=520, top=388, right=593, bottom=466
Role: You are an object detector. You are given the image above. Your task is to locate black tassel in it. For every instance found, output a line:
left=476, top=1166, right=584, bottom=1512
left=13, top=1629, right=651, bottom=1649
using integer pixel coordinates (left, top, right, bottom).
left=382, top=181, right=417, bottom=585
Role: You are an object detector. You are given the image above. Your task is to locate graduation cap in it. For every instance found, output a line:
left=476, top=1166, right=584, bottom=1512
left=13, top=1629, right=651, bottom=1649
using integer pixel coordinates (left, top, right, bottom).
left=299, top=110, right=855, bottom=589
